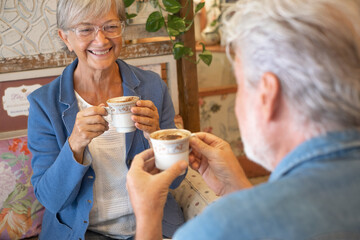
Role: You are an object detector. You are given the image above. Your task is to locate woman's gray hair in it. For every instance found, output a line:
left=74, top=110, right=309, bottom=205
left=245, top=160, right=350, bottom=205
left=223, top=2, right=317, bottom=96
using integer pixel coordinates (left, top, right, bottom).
left=221, top=0, right=360, bottom=135
left=57, top=0, right=126, bottom=30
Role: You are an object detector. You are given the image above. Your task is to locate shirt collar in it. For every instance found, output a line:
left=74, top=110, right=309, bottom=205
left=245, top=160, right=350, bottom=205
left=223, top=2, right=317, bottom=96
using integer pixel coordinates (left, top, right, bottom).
left=59, top=58, right=141, bottom=106
left=269, top=128, right=360, bottom=181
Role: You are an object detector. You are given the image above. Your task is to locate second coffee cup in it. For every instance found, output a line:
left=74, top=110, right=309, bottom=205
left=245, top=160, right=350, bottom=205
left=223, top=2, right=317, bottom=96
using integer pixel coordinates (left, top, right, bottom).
left=150, top=128, right=193, bottom=171
left=105, top=96, right=139, bottom=133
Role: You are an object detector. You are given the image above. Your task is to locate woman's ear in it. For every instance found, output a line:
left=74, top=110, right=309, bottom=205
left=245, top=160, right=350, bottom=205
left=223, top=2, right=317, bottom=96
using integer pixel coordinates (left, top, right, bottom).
left=58, top=29, right=73, bottom=52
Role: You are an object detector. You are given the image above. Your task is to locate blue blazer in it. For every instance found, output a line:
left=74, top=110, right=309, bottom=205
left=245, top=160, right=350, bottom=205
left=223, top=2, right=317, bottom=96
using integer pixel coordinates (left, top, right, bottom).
left=28, top=59, right=185, bottom=239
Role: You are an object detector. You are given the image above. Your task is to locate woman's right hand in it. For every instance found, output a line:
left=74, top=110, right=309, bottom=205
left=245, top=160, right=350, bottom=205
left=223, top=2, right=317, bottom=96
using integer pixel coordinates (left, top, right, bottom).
left=69, top=104, right=109, bottom=163
left=189, top=132, right=252, bottom=196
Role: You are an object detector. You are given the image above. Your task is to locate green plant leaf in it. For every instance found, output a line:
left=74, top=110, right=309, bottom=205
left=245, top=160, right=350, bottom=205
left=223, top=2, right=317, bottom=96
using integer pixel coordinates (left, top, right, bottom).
left=146, top=11, right=165, bottom=32
left=210, top=19, right=217, bottom=27
left=199, top=50, right=213, bottom=66
left=1, top=152, right=16, bottom=160
left=163, top=0, right=181, bottom=14
left=126, top=13, right=137, bottom=19
left=124, top=0, right=136, bottom=8
left=150, top=0, right=158, bottom=8
left=184, top=20, right=194, bottom=32
left=199, top=42, right=206, bottom=52
left=173, top=42, right=185, bottom=60
left=168, top=27, right=180, bottom=36
left=167, top=16, right=186, bottom=33
left=183, top=46, right=194, bottom=57
left=195, top=2, right=205, bottom=13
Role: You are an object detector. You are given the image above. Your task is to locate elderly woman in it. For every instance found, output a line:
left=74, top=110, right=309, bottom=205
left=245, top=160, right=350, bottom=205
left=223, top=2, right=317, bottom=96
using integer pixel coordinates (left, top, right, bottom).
left=27, top=0, right=185, bottom=239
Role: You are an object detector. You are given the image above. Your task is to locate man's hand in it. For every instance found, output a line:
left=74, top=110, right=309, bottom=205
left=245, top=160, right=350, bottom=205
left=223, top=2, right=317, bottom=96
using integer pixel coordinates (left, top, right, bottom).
left=189, top=132, right=252, bottom=196
left=127, top=149, right=188, bottom=240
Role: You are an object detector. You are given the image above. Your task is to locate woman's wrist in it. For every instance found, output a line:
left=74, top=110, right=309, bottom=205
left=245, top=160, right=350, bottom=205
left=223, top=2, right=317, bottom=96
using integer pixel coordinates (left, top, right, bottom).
left=68, top=136, right=85, bottom=164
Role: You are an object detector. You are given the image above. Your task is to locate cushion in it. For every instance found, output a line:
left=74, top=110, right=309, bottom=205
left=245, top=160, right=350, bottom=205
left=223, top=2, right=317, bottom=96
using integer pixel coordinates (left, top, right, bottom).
left=0, top=136, right=44, bottom=239
left=170, top=167, right=219, bottom=221
left=170, top=168, right=269, bottom=221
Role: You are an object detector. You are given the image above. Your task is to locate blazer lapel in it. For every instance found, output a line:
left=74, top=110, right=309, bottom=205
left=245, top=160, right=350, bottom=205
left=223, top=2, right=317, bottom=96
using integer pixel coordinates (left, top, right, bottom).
left=118, top=60, right=141, bottom=166
left=59, top=59, right=79, bottom=136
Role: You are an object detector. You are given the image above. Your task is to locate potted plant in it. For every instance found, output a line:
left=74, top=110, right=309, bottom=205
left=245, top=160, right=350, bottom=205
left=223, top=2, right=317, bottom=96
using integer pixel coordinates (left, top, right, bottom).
left=125, top=0, right=213, bottom=66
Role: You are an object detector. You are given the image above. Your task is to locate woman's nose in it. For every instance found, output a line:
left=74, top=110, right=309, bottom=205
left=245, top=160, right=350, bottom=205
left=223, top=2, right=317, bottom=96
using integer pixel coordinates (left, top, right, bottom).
left=93, top=29, right=108, bottom=43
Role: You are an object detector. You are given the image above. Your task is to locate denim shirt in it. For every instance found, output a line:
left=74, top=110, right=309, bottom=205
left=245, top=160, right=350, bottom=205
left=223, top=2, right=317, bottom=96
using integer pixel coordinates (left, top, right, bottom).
left=174, top=129, right=360, bottom=240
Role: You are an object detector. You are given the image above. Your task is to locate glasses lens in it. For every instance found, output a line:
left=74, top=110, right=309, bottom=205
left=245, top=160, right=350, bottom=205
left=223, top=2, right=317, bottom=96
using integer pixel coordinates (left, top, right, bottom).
left=103, top=21, right=124, bottom=37
left=73, top=21, right=124, bottom=41
left=75, top=25, right=95, bottom=38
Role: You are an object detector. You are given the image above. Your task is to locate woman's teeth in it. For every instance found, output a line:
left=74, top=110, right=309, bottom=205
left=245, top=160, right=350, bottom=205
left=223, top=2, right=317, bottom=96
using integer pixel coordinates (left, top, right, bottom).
left=90, top=49, right=110, bottom=55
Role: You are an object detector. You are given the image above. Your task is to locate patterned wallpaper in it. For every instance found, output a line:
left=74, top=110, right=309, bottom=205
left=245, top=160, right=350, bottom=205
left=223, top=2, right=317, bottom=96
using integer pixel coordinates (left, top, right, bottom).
left=0, top=0, right=62, bottom=59
left=199, top=93, right=244, bottom=157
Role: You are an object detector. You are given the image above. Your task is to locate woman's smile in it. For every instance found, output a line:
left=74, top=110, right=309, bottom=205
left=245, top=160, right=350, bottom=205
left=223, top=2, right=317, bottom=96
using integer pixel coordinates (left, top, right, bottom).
left=88, top=47, right=113, bottom=56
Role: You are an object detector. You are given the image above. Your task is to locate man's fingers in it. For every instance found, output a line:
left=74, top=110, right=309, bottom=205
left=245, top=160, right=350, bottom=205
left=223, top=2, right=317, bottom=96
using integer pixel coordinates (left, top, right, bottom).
left=197, top=132, right=224, bottom=144
left=131, top=149, right=154, bottom=169
left=160, top=160, right=188, bottom=186
left=143, top=156, right=156, bottom=172
left=190, top=136, right=216, bottom=158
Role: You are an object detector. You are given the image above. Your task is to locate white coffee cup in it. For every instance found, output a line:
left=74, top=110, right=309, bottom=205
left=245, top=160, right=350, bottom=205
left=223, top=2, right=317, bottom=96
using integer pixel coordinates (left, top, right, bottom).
left=104, top=96, right=139, bottom=133
left=150, top=128, right=194, bottom=171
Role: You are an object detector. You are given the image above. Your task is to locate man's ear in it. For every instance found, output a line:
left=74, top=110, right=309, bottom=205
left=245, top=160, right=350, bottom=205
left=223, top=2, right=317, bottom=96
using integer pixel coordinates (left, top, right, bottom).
left=259, top=72, right=281, bottom=121
left=58, top=29, right=73, bottom=52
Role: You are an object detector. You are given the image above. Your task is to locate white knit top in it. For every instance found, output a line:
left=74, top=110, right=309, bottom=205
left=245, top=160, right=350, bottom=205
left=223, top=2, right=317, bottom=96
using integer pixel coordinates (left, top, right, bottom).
left=75, top=92, right=135, bottom=239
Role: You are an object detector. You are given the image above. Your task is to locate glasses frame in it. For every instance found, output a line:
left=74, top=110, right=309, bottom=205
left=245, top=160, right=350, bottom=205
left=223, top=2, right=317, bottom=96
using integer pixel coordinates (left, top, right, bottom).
left=69, top=20, right=126, bottom=41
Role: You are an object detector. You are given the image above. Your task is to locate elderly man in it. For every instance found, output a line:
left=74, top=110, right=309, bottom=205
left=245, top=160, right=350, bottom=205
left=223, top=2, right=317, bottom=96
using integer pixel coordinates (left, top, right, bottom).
left=126, top=0, right=360, bottom=239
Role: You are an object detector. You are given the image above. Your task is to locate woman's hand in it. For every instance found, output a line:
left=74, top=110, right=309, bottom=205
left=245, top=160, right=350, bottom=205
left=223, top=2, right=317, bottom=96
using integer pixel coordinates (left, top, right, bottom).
left=131, top=100, right=160, bottom=139
left=189, top=132, right=252, bottom=196
left=69, top=104, right=109, bottom=163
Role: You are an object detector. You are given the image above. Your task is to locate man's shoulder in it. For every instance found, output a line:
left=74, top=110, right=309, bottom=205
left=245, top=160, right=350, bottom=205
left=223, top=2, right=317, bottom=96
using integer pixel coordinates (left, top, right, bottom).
left=175, top=172, right=360, bottom=239
left=174, top=184, right=290, bottom=239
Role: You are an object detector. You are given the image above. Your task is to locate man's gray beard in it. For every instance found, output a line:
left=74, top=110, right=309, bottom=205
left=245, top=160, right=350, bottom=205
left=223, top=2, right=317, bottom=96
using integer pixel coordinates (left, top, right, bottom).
left=242, top=137, right=274, bottom=172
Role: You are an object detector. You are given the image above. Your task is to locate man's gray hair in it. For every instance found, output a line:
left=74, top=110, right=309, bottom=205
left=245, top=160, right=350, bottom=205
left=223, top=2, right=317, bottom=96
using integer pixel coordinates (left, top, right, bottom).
left=57, top=0, right=126, bottom=30
left=222, top=0, right=360, bottom=135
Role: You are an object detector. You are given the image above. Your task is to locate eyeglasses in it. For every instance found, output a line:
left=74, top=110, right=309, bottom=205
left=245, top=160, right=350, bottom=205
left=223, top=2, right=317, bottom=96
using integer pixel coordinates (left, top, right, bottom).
left=70, top=20, right=125, bottom=41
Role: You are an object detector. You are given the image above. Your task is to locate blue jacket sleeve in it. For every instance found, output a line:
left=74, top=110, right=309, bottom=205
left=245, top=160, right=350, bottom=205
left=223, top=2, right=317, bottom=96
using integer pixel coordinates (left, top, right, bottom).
left=27, top=91, right=91, bottom=214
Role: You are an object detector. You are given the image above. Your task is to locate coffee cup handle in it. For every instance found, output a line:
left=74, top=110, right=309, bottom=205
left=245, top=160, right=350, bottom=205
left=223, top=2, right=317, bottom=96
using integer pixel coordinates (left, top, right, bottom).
left=103, top=106, right=112, bottom=123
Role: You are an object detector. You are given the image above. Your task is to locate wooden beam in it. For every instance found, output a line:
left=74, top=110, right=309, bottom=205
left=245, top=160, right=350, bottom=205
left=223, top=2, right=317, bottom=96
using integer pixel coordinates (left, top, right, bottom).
left=176, top=0, right=200, bottom=132
left=199, top=85, right=237, bottom=97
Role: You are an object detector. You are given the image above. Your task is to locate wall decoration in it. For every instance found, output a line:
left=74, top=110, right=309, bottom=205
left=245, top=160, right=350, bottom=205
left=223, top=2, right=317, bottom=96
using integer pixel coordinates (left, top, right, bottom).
left=2, top=84, right=41, bottom=117
left=0, top=76, right=56, bottom=133
left=0, top=0, right=61, bottom=58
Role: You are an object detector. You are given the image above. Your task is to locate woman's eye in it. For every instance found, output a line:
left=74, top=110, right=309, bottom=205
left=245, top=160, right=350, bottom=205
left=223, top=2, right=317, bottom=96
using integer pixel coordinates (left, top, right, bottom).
left=105, top=25, right=120, bottom=32
left=78, top=27, right=94, bottom=33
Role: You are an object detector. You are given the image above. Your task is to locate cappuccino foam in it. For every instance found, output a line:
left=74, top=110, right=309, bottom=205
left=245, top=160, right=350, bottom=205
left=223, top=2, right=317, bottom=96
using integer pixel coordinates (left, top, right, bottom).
left=108, top=96, right=137, bottom=104
left=152, top=130, right=188, bottom=141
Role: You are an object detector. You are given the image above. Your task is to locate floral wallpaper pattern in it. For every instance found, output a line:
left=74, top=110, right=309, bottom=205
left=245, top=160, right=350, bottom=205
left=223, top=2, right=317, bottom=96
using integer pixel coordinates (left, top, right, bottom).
left=0, top=137, right=44, bottom=239
left=199, top=93, right=245, bottom=157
